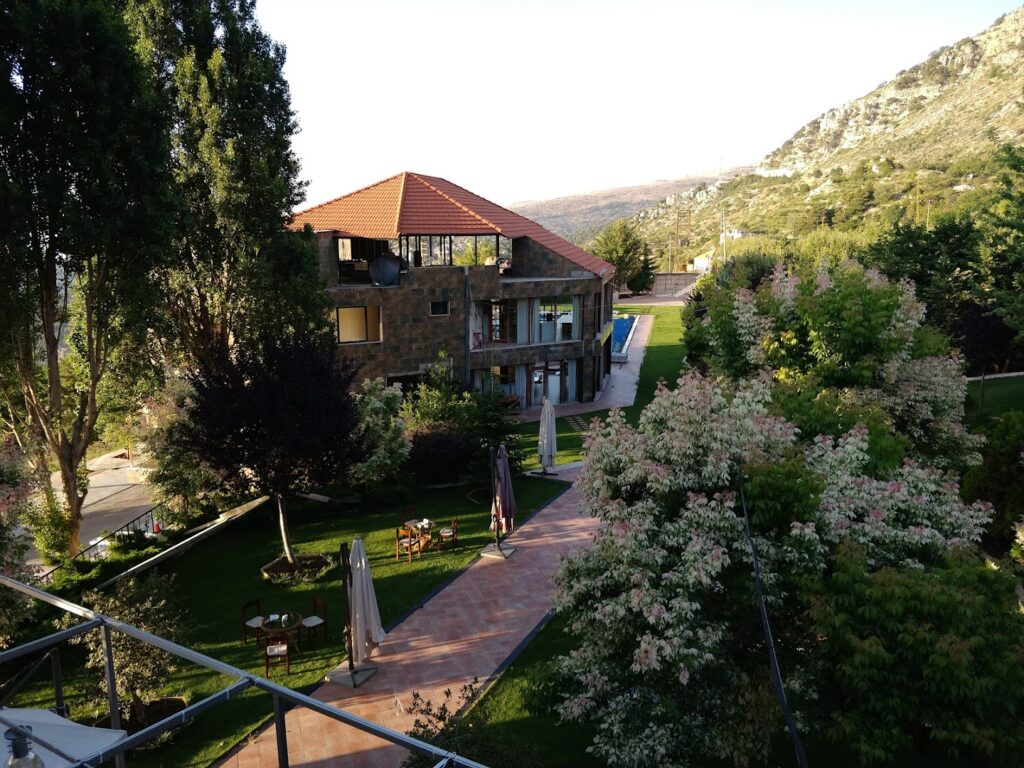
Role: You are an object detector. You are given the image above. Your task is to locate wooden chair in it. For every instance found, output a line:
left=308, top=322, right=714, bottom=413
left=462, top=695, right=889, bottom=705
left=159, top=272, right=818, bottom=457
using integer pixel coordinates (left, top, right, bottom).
left=396, top=526, right=424, bottom=562
left=264, top=642, right=291, bottom=676
left=438, top=518, right=459, bottom=550
left=399, top=505, right=417, bottom=529
left=301, top=597, right=327, bottom=647
left=242, top=599, right=264, bottom=645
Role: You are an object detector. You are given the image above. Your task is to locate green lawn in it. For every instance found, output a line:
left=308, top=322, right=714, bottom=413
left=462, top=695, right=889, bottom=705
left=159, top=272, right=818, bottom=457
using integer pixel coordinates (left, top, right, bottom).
left=517, top=305, right=686, bottom=469
left=6, top=475, right=568, bottom=767
left=460, top=613, right=603, bottom=768
left=966, top=375, right=1024, bottom=428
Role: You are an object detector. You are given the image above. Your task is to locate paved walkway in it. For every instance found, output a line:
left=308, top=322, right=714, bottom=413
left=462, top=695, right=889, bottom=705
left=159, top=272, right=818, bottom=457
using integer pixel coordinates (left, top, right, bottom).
left=24, top=451, right=156, bottom=568
left=218, top=467, right=598, bottom=768
left=518, top=313, right=653, bottom=423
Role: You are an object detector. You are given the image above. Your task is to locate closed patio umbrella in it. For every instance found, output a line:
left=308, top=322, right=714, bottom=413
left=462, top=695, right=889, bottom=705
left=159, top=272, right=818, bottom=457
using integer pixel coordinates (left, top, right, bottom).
left=327, top=537, right=386, bottom=687
left=491, top=443, right=516, bottom=534
left=538, top=397, right=557, bottom=475
left=349, top=537, right=386, bottom=665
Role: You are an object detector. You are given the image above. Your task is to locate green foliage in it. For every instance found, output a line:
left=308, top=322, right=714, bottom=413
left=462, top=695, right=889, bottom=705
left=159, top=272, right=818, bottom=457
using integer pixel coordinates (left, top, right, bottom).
left=797, top=265, right=904, bottom=387
left=0, top=0, right=172, bottom=553
left=961, top=411, right=1024, bottom=546
left=22, top=496, right=72, bottom=565
left=126, top=0, right=328, bottom=371
left=626, top=249, right=656, bottom=294
left=743, top=456, right=822, bottom=536
left=591, top=219, right=649, bottom=286
left=148, top=417, right=228, bottom=530
left=349, top=378, right=410, bottom=497
left=67, top=575, right=188, bottom=726
left=771, top=380, right=907, bottom=477
left=807, top=543, right=1024, bottom=765
left=168, top=334, right=360, bottom=561
left=981, top=144, right=1024, bottom=346
left=401, top=353, right=522, bottom=484
left=0, top=442, right=33, bottom=646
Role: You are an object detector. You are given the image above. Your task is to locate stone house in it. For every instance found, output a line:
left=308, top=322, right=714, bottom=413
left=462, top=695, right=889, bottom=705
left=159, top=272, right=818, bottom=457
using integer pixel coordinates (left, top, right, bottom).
left=288, top=172, right=615, bottom=407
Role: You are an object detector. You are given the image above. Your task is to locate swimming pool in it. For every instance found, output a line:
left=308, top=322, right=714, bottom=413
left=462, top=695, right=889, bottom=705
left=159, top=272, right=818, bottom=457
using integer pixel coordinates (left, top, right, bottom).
left=612, top=315, right=635, bottom=353
left=611, top=315, right=637, bottom=362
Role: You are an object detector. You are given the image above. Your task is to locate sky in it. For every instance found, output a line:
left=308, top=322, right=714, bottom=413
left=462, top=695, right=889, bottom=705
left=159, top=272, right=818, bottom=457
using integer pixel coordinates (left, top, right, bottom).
left=256, top=0, right=1022, bottom=208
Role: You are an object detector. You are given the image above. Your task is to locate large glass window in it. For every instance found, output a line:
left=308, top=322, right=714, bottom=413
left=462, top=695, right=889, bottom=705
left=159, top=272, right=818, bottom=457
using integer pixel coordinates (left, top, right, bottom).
left=336, top=306, right=382, bottom=343
left=535, top=296, right=577, bottom=342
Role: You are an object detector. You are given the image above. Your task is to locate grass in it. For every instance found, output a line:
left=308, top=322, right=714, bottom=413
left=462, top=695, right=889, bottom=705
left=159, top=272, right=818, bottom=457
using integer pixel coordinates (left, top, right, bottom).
left=461, top=613, right=603, bottom=768
left=517, top=304, right=686, bottom=469
left=5, top=475, right=568, bottom=767
left=965, top=374, right=1024, bottom=428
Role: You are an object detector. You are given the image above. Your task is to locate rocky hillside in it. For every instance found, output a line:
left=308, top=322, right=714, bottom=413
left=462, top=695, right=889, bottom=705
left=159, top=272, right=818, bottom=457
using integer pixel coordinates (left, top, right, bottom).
left=511, top=172, right=747, bottom=244
left=634, top=7, right=1024, bottom=265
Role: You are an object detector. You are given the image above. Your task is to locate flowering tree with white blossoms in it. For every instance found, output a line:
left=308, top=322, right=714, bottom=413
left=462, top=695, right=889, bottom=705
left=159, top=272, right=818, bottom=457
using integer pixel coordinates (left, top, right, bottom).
left=553, top=371, right=993, bottom=767
left=697, top=259, right=982, bottom=468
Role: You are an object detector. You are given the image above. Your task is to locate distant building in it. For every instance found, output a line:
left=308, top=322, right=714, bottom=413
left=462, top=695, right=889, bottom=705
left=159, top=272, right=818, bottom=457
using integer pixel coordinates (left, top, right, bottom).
left=289, top=172, right=615, bottom=407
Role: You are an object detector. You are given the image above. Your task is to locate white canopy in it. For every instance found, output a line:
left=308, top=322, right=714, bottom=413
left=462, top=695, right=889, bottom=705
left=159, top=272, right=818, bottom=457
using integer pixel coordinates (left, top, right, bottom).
left=0, top=707, right=126, bottom=767
left=349, top=537, right=386, bottom=665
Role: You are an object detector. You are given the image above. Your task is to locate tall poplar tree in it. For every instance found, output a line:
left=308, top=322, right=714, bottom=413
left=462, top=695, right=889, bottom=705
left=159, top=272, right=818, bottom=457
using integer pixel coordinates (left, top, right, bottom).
left=126, top=0, right=329, bottom=372
left=0, top=0, right=170, bottom=553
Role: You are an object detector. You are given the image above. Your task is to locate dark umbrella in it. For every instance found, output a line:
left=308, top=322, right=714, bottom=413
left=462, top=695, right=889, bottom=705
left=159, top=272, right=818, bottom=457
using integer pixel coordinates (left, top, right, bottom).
left=486, top=443, right=517, bottom=559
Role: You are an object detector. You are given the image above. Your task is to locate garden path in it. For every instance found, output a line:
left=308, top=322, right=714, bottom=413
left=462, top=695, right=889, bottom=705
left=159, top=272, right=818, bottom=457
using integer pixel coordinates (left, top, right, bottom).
left=217, top=466, right=597, bottom=768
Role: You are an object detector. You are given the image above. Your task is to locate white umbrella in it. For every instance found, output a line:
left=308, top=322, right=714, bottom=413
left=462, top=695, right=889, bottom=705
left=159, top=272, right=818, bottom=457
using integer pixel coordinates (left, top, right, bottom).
left=538, top=397, right=557, bottom=474
left=349, top=537, right=386, bottom=665
left=0, top=707, right=126, bottom=767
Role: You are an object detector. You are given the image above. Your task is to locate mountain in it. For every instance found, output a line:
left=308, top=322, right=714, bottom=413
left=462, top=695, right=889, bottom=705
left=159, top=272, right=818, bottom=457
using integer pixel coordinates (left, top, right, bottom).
left=511, top=172, right=748, bottom=244
left=633, top=7, right=1024, bottom=266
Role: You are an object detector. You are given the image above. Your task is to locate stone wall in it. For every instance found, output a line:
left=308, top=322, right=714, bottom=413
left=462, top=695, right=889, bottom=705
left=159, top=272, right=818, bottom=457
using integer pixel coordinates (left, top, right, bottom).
left=506, top=237, right=593, bottom=279
left=329, top=267, right=469, bottom=383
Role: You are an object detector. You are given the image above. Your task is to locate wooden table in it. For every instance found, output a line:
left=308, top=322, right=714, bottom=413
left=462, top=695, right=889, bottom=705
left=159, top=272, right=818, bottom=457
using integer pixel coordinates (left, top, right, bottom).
left=404, top=519, right=435, bottom=551
left=261, top=612, right=303, bottom=649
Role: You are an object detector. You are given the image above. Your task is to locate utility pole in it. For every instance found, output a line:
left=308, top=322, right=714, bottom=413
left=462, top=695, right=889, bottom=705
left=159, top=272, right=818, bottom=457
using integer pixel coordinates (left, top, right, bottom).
left=721, top=208, right=727, bottom=262
left=672, top=208, right=680, bottom=273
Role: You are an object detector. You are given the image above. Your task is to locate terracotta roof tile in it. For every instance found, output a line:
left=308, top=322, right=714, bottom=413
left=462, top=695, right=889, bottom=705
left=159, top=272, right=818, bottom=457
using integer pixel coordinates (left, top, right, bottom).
left=289, top=172, right=613, bottom=279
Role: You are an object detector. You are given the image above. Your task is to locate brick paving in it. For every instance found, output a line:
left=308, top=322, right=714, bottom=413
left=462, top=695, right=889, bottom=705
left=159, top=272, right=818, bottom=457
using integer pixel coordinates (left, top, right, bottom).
left=217, top=466, right=597, bottom=768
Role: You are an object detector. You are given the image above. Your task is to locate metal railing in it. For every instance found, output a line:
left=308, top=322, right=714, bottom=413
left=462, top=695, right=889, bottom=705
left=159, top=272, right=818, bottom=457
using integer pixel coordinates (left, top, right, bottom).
left=34, top=503, right=165, bottom=587
left=0, top=575, right=488, bottom=768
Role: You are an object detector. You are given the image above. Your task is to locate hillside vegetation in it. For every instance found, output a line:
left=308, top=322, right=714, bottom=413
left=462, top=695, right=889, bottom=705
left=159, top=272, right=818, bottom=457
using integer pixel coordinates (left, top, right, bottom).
left=634, top=7, right=1024, bottom=262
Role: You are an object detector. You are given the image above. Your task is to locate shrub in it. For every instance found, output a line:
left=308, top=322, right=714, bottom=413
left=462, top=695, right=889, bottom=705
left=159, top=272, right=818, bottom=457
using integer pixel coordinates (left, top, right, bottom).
left=65, top=573, right=188, bottom=726
left=22, top=495, right=72, bottom=564
left=808, top=543, right=1024, bottom=765
left=962, top=410, right=1024, bottom=547
left=407, top=426, right=476, bottom=485
left=148, top=417, right=227, bottom=530
left=349, top=378, right=410, bottom=498
left=0, top=440, right=35, bottom=646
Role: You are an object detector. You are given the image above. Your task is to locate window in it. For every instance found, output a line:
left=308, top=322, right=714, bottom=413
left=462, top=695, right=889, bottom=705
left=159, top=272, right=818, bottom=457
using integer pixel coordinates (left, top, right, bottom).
left=336, top=306, right=381, bottom=344
left=430, top=300, right=450, bottom=316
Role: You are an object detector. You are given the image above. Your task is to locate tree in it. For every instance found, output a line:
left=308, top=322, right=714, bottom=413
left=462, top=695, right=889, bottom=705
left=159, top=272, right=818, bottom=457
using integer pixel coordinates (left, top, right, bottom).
left=626, top=249, right=656, bottom=294
left=68, top=575, right=186, bottom=727
left=808, top=544, right=1024, bottom=765
left=552, top=373, right=994, bottom=767
left=0, top=0, right=171, bottom=554
left=981, top=144, right=1024, bottom=346
left=125, top=0, right=328, bottom=373
left=591, top=219, right=648, bottom=287
left=349, top=378, right=409, bottom=498
left=0, top=440, right=35, bottom=647
left=170, top=335, right=359, bottom=563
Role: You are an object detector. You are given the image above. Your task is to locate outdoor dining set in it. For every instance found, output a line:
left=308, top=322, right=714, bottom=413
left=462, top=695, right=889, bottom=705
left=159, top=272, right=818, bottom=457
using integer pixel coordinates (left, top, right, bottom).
left=240, top=597, right=327, bottom=676
left=395, top=513, right=459, bottom=561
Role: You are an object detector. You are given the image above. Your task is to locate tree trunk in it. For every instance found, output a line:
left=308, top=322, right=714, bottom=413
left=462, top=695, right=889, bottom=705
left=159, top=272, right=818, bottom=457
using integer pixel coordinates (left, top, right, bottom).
left=60, top=457, right=86, bottom=556
left=277, top=495, right=296, bottom=564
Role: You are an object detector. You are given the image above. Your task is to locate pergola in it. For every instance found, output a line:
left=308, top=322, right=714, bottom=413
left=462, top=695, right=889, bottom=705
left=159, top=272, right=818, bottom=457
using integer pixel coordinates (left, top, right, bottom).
left=0, top=575, right=487, bottom=768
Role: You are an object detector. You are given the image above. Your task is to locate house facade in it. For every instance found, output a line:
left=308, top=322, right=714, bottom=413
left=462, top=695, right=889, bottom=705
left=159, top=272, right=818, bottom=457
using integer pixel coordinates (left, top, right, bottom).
left=289, top=172, right=615, bottom=407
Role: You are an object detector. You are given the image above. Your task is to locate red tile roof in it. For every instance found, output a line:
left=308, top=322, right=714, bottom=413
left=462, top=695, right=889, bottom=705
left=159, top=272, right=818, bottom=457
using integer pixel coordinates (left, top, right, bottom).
left=289, top=172, right=613, bottom=279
